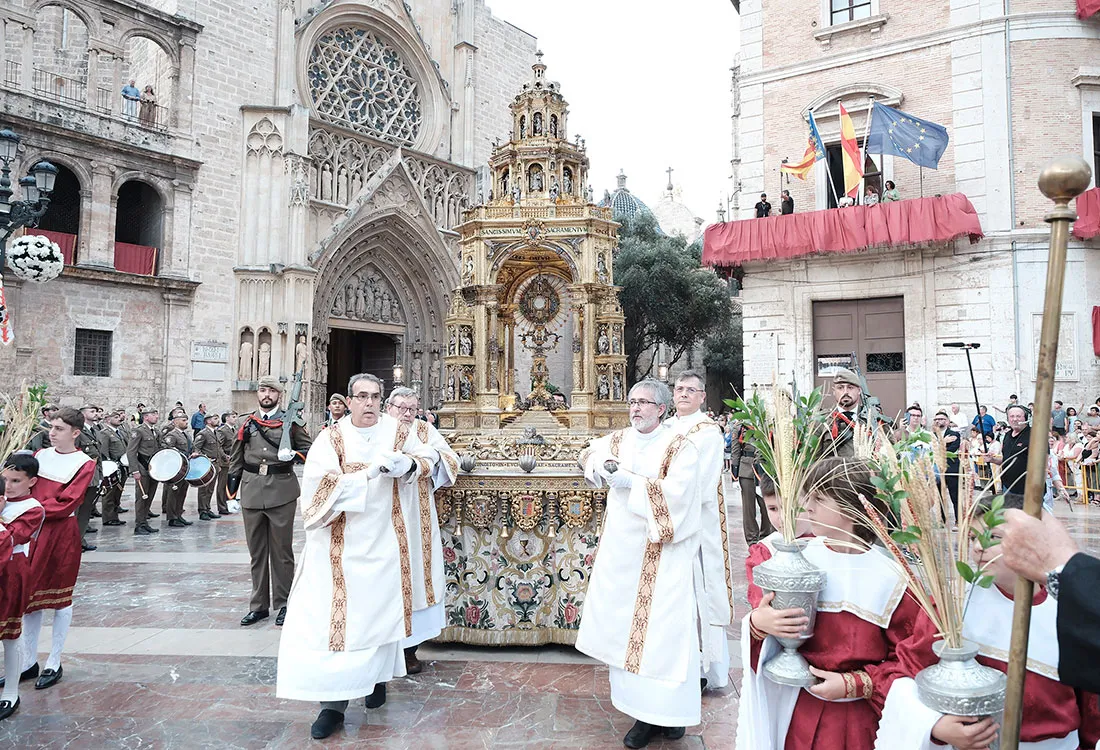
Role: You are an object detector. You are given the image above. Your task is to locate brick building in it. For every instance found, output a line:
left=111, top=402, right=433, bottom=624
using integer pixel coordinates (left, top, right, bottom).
left=0, top=0, right=536, bottom=421
left=711, top=0, right=1100, bottom=417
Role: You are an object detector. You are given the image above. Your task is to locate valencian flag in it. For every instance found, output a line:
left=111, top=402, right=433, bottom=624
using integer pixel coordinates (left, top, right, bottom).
left=866, top=101, right=949, bottom=169
left=838, top=103, right=863, bottom=198
left=781, top=111, right=826, bottom=181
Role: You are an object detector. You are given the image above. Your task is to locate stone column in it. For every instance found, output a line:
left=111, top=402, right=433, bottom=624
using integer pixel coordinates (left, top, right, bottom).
left=175, top=40, right=196, bottom=133
left=85, top=47, right=99, bottom=109
left=85, top=163, right=114, bottom=268
left=486, top=300, right=498, bottom=392
left=20, top=25, right=33, bottom=91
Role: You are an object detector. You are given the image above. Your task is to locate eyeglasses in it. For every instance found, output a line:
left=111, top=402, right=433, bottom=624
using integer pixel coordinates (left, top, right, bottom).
left=628, top=399, right=659, bottom=408
left=351, top=392, right=382, bottom=402
left=392, top=405, right=417, bottom=414
left=673, top=386, right=701, bottom=395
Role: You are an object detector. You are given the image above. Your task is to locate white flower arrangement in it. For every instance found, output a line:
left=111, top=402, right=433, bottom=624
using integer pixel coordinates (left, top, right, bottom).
left=8, top=234, right=64, bottom=283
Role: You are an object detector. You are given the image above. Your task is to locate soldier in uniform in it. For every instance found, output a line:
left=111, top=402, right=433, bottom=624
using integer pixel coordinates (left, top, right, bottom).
left=326, top=394, right=348, bottom=427
left=228, top=376, right=312, bottom=627
left=126, top=407, right=163, bottom=535
left=161, top=410, right=193, bottom=528
left=191, top=412, right=225, bottom=521
left=731, top=419, right=772, bottom=545
left=215, top=412, right=238, bottom=515
left=76, top=404, right=104, bottom=552
left=98, top=408, right=129, bottom=527
left=27, top=403, right=59, bottom=450
left=820, top=368, right=865, bottom=458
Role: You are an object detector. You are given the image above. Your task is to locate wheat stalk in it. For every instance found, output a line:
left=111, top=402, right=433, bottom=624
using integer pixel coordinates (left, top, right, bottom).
left=0, top=382, right=46, bottom=465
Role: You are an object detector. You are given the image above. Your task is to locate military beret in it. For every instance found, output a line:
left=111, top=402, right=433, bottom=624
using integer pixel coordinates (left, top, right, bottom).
left=329, top=393, right=348, bottom=408
left=140, top=407, right=159, bottom=417
left=832, top=368, right=861, bottom=388
left=257, top=375, right=284, bottom=392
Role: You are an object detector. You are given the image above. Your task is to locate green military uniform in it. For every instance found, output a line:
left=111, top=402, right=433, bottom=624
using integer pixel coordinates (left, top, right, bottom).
left=215, top=422, right=235, bottom=515
left=161, top=427, right=191, bottom=522
left=730, top=422, right=773, bottom=545
left=76, top=424, right=103, bottom=539
left=192, top=423, right=227, bottom=517
left=126, top=419, right=164, bottom=531
left=229, top=406, right=312, bottom=614
left=97, top=420, right=128, bottom=524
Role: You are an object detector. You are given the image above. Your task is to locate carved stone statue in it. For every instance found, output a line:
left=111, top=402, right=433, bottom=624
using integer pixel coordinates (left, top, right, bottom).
left=549, top=176, right=559, bottom=201
left=512, top=182, right=521, bottom=203
left=331, top=291, right=344, bottom=317
left=390, top=296, right=400, bottom=322
left=562, top=169, right=572, bottom=195
left=549, top=115, right=558, bottom=137
left=597, top=373, right=610, bottom=401
left=533, top=112, right=543, bottom=136
left=462, top=255, right=474, bottom=283
left=356, top=281, right=368, bottom=319
left=460, top=369, right=473, bottom=400
left=345, top=284, right=356, bottom=317
left=448, top=329, right=457, bottom=355
left=529, top=168, right=543, bottom=192
left=597, top=327, right=610, bottom=355
left=459, top=328, right=473, bottom=356
left=258, top=342, right=271, bottom=377
left=612, top=329, right=621, bottom=354
left=411, top=355, right=422, bottom=383
left=597, top=254, right=610, bottom=284
left=446, top=371, right=456, bottom=401
left=294, top=335, right=308, bottom=372
left=501, top=172, right=509, bottom=196
left=430, top=356, right=441, bottom=392
left=613, top=371, right=624, bottom=401
left=238, top=340, right=254, bottom=381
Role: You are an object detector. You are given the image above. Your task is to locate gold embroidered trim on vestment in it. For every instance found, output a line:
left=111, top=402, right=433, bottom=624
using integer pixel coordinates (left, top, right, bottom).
left=624, top=540, right=663, bottom=674
left=418, top=471, right=435, bottom=606
left=392, top=481, right=414, bottom=636
left=328, top=513, right=348, bottom=651
left=304, top=472, right=340, bottom=523
left=646, top=479, right=674, bottom=543
left=716, top=482, right=735, bottom=619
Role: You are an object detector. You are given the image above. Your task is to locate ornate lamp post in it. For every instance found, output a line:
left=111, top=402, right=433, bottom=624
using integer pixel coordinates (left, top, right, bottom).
left=0, top=128, right=58, bottom=261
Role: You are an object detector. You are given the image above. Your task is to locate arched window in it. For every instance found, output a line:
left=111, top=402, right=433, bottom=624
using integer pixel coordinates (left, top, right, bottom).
left=32, top=5, right=90, bottom=105
left=37, top=163, right=81, bottom=263
left=123, top=36, right=173, bottom=128
left=114, top=180, right=162, bottom=275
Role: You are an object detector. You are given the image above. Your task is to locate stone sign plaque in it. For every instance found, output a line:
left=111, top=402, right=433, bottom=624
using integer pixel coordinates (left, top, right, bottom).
left=191, top=341, right=229, bottom=363
left=1032, top=313, right=1077, bottom=381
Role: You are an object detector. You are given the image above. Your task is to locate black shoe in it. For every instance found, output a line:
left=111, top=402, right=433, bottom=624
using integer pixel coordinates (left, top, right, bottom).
left=662, top=726, right=686, bottom=740
left=82, top=542, right=97, bottom=552
left=207, top=511, right=222, bottom=519
left=364, top=682, right=386, bottom=709
left=180, top=517, right=193, bottom=526
left=275, top=607, right=286, bottom=626
left=240, top=610, right=269, bottom=626
left=35, top=665, right=63, bottom=690
left=0, top=662, right=38, bottom=688
left=103, top=519, right=126, bottom=526
left=310, top=708, right=344, bottom=740
left=700, top=677, right=708, bottom=691
left=168, top=519, right=187, bottom=528
left=85, top=527, right=97, bottom=534
left=624, top=720, right=660, bottom=749
left=119, top=507, right=130, bottom=513
left=134, top=523, right=159, bottom=535
left=0, top=697, right=18, bottom=721
left=199, top=512, right=213, bottom=521
left=147, top=512, right=160, bottom=518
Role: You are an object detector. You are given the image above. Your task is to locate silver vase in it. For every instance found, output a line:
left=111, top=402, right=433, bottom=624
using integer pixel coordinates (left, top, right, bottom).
left=753, top=539, right=827, bottom=687
left=916, top=640, right=1006, bottom=749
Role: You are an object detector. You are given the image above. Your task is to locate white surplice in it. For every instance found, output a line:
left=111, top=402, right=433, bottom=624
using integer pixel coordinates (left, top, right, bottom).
left=276, top=414, right=436, bottom=702
left=576, top=424, right=703, bottom=726
left=667, top=409, right=735, bottom=688
left=398, top=419, right=459, bottom=648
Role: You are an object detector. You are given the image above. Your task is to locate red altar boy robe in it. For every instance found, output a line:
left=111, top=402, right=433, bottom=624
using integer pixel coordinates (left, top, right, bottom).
left=25, top=448, right=94, bottom=612
left=736, top=536, right=921, bottom=750
left=746, top=531, right=815, bottom=608
left=877, top=583, right=1100, bottom=750
left=0, top=499, right=46, bottom=640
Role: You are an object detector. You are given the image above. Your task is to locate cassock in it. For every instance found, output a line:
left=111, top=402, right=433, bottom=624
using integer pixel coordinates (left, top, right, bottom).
left=876, top=584, right=1100, bottom=750
left=0, top=498, right=45, bottom=640
left=666, top=410, right=735, bottom=688
left=736, top=537, right=921, bottom=750
left=26, top=449, right=94, bottom=613
left=398, top=420, right=458, bottom=649
left=276, top=414, right=437, bottom=702
left=576, top=425, right=702, bottom=727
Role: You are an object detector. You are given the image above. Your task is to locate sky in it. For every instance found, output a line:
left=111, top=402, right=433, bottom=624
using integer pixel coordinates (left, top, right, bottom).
left=489, top=0, right=741, bottom=224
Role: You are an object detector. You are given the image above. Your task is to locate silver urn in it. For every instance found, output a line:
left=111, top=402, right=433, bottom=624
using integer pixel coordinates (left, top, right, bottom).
left=752, top=539, right=827, bottom=687
left=518, top=454, right=537, bottom=473
left=916, top=640, right=1006, bottom=749
left=459, top=454, right=477, bottom=473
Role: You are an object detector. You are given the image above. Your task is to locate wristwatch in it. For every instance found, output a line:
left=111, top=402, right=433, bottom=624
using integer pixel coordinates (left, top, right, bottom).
left=1046, top=564, right=1066, bottom=600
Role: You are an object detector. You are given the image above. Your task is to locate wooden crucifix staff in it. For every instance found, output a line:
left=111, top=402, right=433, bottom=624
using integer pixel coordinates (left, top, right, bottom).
left=1000, top=155, right=1092, bottom=749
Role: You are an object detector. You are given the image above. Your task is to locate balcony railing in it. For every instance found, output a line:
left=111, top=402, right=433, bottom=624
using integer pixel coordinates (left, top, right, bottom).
left=4, top=60, right=18, bottom=88
left=33, top=67, right=86, bottom=107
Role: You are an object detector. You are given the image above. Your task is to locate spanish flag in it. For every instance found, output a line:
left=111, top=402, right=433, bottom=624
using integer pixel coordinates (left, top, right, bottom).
left=839, top=103, right=863, bottom=198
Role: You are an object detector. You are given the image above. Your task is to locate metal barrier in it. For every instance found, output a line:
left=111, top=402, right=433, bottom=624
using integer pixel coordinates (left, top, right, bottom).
left=33, top=68, right=87, bottom=106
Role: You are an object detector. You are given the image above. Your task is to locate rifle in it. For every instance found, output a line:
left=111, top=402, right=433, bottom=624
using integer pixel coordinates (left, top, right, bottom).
left=849, top=351, right=886, bottom=430
left=278, top=370, right=306, bottom=462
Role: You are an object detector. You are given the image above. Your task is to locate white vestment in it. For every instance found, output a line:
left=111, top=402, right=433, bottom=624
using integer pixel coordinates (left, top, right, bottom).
left=276, top=414, right=436, bottom=702
left=576, top=424, right=703, bottom=726
left=398, top=419, right=458, bottom=648
left=667, top=410, right=735, bottom=688
left=875, top=583, right=1074, bottom=750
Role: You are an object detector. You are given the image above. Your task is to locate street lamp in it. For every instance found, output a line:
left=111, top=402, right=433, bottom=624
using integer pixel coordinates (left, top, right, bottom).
left=0, top=127, right=58, bottom=269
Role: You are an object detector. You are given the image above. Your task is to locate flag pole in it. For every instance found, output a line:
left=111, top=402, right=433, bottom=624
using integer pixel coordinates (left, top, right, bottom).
left=825, top=104, right=843, bottom=208
left=919, top=166, right=924, bottom=197
left=1000, top=156, right=1091, bottom=749
left=859, top=96, right=876, bottom=201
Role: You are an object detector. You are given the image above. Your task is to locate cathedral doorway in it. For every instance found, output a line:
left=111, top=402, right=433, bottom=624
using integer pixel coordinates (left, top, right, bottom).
left=327, top=326, right=398, bottom=398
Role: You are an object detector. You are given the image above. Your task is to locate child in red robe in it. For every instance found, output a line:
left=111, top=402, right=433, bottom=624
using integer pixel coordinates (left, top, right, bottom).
left=0, top=455, right=46, bottom=721
left=876, top=501, right=1100, bottom=750
left=736, top=457, right=923, bottom=750
left=745, top=472, right=813, bottom=608
left=21, top=408, right=95, bottom=691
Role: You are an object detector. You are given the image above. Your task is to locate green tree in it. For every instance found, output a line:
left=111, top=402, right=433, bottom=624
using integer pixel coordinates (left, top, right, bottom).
left=703, top=312, right=743, bottom=404
left=613, top=212, right=733, bottom=381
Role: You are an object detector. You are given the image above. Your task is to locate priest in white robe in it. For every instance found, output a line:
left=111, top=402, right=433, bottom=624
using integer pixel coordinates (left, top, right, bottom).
left=276, top=372, right=438, bottom=741
left=576, top=378, right=703, bottom=749
left=666, top=370, right=735, bottom=690
left=384, top=386, right=458, bottom=675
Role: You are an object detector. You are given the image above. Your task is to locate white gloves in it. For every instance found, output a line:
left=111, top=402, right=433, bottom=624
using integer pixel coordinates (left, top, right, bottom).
left=364, top=464, right=383, bottom=480
left=606, top=469, right=636, bottom=490
left=382, top=451, right=414, bottom=476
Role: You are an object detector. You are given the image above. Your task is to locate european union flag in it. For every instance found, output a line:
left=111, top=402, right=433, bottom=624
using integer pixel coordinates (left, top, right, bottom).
left=866, top=102, right=949, bottom=170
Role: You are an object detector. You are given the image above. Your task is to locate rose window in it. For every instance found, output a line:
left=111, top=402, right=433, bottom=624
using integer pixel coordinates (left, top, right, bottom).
left=307, top=27, right=423, bottom=146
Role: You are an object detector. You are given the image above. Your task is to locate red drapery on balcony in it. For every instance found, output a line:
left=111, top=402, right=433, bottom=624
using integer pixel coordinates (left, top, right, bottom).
left=1077, top=0, right=1100, bottom=18
left=35, top=229, right=77, bottom=265
left=1073, top=187, right=1100, bottom=240
left=113, top=242, right=158, bottom=275
left=702, top=193, right=984, bottom=267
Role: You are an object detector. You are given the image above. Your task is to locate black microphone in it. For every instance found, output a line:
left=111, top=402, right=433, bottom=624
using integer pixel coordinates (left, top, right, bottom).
left=942, top=342, right=981, bottom=349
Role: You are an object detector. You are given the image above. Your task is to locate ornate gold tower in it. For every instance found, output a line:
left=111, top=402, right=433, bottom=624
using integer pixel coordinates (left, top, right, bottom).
left=439, top=54, right=628, bottom=432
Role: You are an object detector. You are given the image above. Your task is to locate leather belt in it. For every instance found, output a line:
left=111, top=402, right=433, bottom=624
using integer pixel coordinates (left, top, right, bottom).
left=244, top=462, right=292, bottom=476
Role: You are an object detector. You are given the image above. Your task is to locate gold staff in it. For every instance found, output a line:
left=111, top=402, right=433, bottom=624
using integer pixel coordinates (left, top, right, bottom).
left=1001, top=155, right=1092, bottom=749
